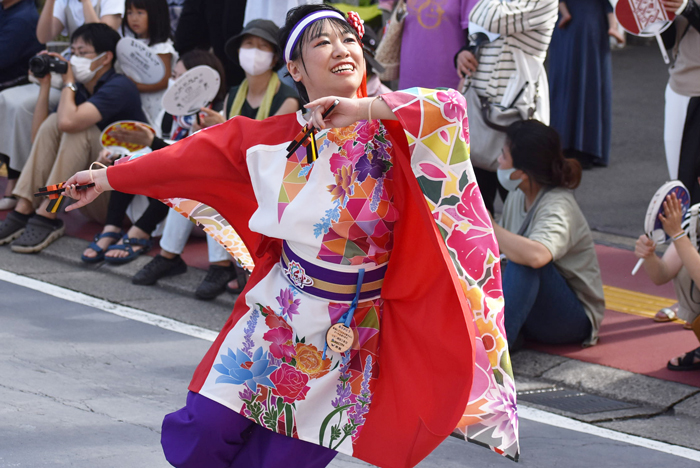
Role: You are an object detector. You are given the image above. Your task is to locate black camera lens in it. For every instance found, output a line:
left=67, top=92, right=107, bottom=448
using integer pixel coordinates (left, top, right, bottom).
left=29, top=55, right=50, bottom=78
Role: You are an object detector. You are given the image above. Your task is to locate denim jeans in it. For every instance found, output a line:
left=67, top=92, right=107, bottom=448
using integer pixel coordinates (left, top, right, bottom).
left=502, top=261, right=591, bottom=347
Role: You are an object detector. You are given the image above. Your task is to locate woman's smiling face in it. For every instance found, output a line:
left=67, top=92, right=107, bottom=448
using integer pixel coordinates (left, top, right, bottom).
left=287, top=20, right=364, bottom=102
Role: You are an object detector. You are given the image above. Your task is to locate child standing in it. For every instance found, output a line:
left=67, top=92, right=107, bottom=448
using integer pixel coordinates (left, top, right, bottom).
left=121, top=0, right=176, bottom=128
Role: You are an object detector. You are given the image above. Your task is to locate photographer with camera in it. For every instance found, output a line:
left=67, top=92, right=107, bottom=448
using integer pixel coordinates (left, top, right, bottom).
left=0, top=0, right=124, bottom=211
left=0, top=23, right=146, bottom=254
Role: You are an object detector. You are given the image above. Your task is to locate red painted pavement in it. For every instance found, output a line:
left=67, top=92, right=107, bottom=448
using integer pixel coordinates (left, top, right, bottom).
left=528, top=245, right=700, bottom=388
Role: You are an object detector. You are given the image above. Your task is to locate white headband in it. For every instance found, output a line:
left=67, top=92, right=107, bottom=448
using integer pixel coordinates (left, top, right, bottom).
left=284, top=10, right=347, bottom=63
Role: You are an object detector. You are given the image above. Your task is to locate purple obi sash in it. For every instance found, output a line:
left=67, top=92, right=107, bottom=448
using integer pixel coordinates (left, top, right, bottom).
left=280, top=241, right=386, bottom=302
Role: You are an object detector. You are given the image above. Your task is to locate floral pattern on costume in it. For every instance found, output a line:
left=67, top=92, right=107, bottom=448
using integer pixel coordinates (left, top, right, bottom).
left=314, top=120, right=397, bottom=265
left=383, top=87, right=520, bottom=460
left=212, top=288, right=381, bottom=446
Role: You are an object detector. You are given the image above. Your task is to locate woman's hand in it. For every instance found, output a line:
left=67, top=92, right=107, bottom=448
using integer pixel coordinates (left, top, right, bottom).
left=198, top=107, right=226, bottom=128
left=659, top=193, right=685, bottom=238
left=108, top=122, right=155, bottom=148
left=304, top=97, right=363, bottom=129
left=635, top=234, right=656, bottom=259
left=558, top=2, right=572, bottom=28
left=62, top=168, right=110, bottom=212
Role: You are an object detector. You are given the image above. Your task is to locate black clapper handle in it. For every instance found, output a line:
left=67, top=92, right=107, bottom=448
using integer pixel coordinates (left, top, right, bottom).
left=286, top=99, right=340, bottom=159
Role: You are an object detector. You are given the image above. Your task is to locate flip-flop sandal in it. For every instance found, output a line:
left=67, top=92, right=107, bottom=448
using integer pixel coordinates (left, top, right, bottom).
left=226, top=265, right=249, bottom=295
left=684, top=322, right=694, bottom=330
left=104, top=236, right=152, bottom=265
left=654, top=307, right=677, bottom=322
left=81, top=231, right=123, bottom=263
left=667, top=347, right=700, bottom=371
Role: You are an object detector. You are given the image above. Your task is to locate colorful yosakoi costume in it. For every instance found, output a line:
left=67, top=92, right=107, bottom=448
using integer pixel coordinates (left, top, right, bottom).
left=107, top=88, right=519, bottom=467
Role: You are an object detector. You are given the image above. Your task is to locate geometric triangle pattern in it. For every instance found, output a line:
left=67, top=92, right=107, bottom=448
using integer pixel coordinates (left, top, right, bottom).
left=278, top=143, right=314, bottom=222
left=316, top=120, right=398, bottom=266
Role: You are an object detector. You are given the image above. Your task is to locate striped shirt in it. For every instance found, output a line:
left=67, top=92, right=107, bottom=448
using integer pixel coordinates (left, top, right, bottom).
left=469, top=0, right=558, bottom=102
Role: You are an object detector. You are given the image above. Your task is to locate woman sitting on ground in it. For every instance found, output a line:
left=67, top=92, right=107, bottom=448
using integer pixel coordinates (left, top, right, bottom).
left=494, top=120, right=606, bottom=348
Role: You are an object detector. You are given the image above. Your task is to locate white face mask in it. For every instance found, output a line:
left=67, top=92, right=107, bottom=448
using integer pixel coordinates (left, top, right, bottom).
left=168, top=77, right=176, bottom=89
left=70, top=52, right=106, bottom=83
left=497, top=167, right=523, bottom=192
left=238, top=47, right=275, bottom=76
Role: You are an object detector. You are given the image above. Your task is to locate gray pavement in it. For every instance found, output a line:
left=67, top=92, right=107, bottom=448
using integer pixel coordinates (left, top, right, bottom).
left=3, top=277, right=700, bottom=468
left=575, top=41, right=672, bottom=238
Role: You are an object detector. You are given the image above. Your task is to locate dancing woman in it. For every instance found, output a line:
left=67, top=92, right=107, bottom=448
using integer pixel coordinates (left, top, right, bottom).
left=62, top=4, right=518, bottom=467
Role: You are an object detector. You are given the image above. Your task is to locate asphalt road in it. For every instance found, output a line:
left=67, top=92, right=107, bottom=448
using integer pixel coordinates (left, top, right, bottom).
left=2, top=276, right=699, bottom=468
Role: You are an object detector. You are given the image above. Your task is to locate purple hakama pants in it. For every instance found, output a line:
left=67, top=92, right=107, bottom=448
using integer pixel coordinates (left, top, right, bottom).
left=161, top=392, right=337, bottom=468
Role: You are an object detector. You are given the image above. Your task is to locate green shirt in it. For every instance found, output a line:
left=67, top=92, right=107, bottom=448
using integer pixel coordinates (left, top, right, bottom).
left=499, top=187, right=606, bottom=346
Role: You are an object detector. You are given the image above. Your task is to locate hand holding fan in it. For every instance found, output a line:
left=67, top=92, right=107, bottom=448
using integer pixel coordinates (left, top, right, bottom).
left=632, top=180, right=690, bottom=275
left=161, top=65, right=220, bottom=116
left=116, top=37, right=166, bottom=84
left=100, top=120, right=156, bottom=156
left=615, top=0, right=675, bottom=63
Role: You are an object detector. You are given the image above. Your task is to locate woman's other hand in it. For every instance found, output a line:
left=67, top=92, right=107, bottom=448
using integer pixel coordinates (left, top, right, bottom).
left=634, top=234, right=656, bottom=260
left=108, top=122, right=155, bottom=147
left=198, top=107, right=226, bottom=128
left=63, top=168, right=111, bottom=212
left=659, top=193, right=685, bottom=238
left=558, top=2, right=572, bottom=28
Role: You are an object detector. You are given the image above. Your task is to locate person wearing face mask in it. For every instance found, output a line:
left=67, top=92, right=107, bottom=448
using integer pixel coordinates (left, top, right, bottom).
left=195, top=19, right=300, bottom=130
left=493, top=120, right=605, bottom=349
left=0, top=23, right=147, bottom=253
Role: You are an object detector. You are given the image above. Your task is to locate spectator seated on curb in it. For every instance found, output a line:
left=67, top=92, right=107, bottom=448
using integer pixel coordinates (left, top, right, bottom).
left=0, top=23, right=146, bottom=254
left=80, top=147, right=169, bottom=265
left=132, top=25, right=298, bottom=301
left=492, top=120, right=606, bottom=349
left=0, top=0, right=124, bottom=212
left=635, top=188, right=700, bottom=371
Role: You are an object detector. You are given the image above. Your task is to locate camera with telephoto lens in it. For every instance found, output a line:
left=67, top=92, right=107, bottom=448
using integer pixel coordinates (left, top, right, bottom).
left=28, top=54, right=68, bottom=78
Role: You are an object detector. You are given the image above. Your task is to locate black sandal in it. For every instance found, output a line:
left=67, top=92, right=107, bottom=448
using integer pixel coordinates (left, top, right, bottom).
left=226, top=264, right=249, bottom=295
left=667, top=347, right=700, bottom=371
left=104, top=235, right=152, bottom=265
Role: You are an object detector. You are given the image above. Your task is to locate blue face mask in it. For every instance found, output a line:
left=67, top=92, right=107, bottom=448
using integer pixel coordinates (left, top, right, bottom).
left=497, top=167, right=523, bottom=192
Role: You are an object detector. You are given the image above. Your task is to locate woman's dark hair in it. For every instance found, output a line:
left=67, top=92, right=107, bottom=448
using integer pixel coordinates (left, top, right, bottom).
left=71, top=23, right=121, bottom=67
left=122, top=0, right=171, bottom=47
left=179, top=49, right=227, bottom=103
left=278, top=4, right=359, bottom=103
left=506, top=120, right=582, bottom=190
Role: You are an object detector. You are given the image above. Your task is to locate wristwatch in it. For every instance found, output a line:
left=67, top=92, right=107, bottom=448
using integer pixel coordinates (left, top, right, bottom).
left=63, top=82, right=78, bottom=92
